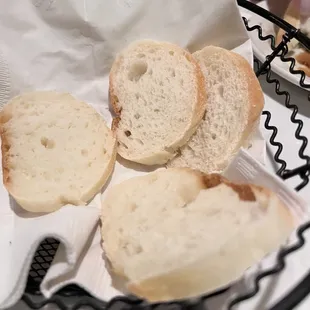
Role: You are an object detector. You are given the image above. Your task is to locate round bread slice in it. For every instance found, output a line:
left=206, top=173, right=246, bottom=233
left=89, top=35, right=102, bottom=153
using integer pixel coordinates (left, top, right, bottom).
left=168, top=46, right=264, bottom=173
left=109, top=40, right=206, bottom=165
left=0, top=91, right=116, bottom=213
left=101, top=168, right=294, bottom=302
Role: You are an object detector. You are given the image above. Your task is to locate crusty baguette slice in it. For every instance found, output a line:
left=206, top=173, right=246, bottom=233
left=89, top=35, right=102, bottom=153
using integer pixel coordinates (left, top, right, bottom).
left=101, top=168, right=294, bottom=302
left=168, top=46, right=264, bottom=173
left=109, top=40, right=206, bottom=165
left=0, top=91, right=116, bottom=213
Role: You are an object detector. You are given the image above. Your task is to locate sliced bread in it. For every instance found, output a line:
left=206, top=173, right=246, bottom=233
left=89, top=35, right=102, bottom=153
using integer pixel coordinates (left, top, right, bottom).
left=109, top=40, right=206, bottom=165
left=168, top=46, right=264, bottom=173
left=101, top=168, right=294, bottom=302
left=0, top=91, right=116, bottom=213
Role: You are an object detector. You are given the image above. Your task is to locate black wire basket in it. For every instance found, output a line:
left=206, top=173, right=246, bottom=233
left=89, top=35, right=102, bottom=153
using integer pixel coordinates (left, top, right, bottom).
left=20, top=0, right=310, bottom=309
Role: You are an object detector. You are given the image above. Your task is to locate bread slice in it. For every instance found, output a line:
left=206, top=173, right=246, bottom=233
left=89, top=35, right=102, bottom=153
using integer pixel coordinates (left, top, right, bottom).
left=168, top=46, right=264, bottom=173
left=0, top=91, right=116, bottom=213
left=101, top=168, right=294, bottom=302
left=109, top=40, right=206, bottom=165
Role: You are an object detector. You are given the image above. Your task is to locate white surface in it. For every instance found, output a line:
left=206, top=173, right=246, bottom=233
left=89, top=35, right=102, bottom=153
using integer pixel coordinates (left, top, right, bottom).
left=243, top=1, right=310, bottom=90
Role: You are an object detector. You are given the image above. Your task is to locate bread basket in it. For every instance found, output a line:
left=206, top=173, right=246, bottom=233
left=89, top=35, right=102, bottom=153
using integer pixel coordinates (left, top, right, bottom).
left=21, top=1, right=310, bottom=309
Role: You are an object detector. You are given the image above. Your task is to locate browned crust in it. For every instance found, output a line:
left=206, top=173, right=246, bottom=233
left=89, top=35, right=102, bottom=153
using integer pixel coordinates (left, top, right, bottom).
left=0, top=106, right=13, bottom=191
left=183, top=52, right=207, bottom=130
left=109, top=55, right=123, bottom=135
left=111, top=117, right=121, bottom=133
left=1, top=136, right=11, bottom=188
left=81, top=129, right=118, bottom=204
left=202, top=173, right=257, bottom=202
left=230, top=51, right=264, bottom=133
left=221, top=50, right=264, bottom=152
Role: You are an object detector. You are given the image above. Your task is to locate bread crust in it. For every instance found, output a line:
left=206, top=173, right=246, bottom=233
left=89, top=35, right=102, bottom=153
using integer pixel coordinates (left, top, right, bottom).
left=202, top=173, right=256, bottom=201
left=0, top=91, right=117, bottom=213
left=184, top=53, right=207, bottom=134
left=79, top=133, right=117, bottom=208
left=229, top=50, right=264, bottom=151
left=109, top=55, right=123, bottom=117
left=1, top=110, right=13, bottom=190
left=109, top=40, right=207, bottom=165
